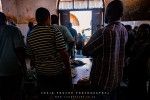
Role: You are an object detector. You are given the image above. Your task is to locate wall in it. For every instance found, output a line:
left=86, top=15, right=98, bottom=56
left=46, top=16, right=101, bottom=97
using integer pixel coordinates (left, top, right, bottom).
left=104, top=0, right=150, bottom=21
left=1, top=0, right=57, bottom=43
left=104, top=0, right=150, bottom=29
left=1, top=0, right=150, bottom=42
left=16, top=0, right=57, bottom=43
left=16, top=0, right=57, bottom=24
left=1, top=0, right=17, bottom=23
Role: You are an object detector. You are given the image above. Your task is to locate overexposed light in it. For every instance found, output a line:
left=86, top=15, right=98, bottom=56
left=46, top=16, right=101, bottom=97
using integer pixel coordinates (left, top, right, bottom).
left=0, top=0, right=2, bottom=12
left=70, top=11, right=92, bottom=36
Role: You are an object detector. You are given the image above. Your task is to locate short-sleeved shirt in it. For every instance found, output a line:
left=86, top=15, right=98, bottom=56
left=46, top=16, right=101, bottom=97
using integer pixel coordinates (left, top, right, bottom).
left=51, top=24, right=74, bottom=49
left=27, top=29, right=32, bottom=37
left=82, top=33, right=86, bottom=39
left=26, top=29, right=32, bottom=44
left=0, top=25, right=25, bottom=76
left=69, top=28, right=77, bottom=39
left=26, top=25, right=66, bottom=76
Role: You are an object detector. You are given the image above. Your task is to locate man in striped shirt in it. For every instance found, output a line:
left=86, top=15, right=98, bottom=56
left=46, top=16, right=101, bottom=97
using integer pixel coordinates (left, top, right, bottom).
left=26, top=7, right=72, bottom=100
left=82, top=0, right=128, bottom=100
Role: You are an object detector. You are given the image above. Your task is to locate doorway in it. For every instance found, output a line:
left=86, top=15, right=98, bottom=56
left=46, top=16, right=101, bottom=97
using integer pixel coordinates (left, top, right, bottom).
left=59, top=9, right=103, bottom=36
left=70, top=11, right=92, bottom=37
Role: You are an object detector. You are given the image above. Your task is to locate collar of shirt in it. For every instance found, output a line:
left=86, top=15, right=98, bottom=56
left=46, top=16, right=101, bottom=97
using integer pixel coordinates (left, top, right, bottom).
left=107, top=21, right=121, bottom=26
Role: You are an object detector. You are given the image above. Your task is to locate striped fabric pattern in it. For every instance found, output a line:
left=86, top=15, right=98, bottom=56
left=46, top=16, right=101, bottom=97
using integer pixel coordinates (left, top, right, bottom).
left=82, top=22, right=128, bottom=91
left=26, top=25, right=66, bottom=76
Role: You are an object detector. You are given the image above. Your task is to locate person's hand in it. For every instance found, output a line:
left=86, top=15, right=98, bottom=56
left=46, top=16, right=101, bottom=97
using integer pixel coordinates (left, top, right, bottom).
left=65, top=69, right=73, bottom=91
left=66, top=69, right=72, bottom=78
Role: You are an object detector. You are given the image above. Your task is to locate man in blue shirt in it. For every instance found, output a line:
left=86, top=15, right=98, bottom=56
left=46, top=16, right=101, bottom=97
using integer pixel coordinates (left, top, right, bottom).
left=81, top=29, right=87, bottom=45
left=26, top=22, right=34, bottom=38
left=67, top=22, right=77, bottom=59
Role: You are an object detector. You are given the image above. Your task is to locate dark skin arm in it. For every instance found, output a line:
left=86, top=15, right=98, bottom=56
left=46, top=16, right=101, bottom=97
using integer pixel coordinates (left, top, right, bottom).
left=15, top=47, right=27, bottom=75
left=58, top=49, right=71, bottom=76
left=28, top=50, right=71, bottom=76
left=58, top=49, right=73, bottom=91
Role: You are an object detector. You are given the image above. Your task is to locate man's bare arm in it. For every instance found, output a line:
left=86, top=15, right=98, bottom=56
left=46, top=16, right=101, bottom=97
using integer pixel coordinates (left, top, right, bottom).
left=15, top=47, right=26, bottom=75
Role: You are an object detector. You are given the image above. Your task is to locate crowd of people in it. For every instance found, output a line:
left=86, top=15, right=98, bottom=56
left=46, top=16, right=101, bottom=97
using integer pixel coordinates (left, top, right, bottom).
left=0, top=0, right=150, bottom=100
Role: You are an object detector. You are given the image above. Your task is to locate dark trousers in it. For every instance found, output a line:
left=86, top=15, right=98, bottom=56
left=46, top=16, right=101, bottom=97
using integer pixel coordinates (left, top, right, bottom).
left=37, top=71, right=72, bottom=100
left=70, top=47, right=75, bottom=59
left=0, top=74, right=23, bottom=100
left=127, top=79, right=147, bottom=100
left=90, top=82, right=120, bottom=100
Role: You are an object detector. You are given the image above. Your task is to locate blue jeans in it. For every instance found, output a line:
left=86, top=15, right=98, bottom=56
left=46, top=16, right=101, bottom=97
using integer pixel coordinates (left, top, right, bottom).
left=90, top=82, right=120, bottom=100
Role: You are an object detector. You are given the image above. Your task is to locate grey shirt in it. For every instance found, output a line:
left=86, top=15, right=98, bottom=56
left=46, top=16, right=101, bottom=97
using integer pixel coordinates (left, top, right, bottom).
left=0, top=25, right=25, bottom=76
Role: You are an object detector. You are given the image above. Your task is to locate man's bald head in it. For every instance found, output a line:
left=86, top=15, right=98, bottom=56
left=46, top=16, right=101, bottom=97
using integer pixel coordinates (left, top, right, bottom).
left=105, top=0, right=124, bottom=23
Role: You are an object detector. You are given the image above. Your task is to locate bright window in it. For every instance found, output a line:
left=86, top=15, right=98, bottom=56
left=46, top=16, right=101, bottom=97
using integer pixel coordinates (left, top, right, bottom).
left=89, top=0, right=103, bottom=8
left=59, top=0, right=73, bottom=9
left=0, top=0, right=2, bottom=12
left=59, top=0, right=103, bottom=10
left=74, top=0, right=88, bottom=9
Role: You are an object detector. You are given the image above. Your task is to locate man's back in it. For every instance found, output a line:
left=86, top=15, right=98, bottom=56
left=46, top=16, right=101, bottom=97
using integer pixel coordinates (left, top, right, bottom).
left=83, top=22, right=128, bottom=91
left=69, top=28, right=77, bottom=39
left=98, top=22, right=127, bottom=90
left=26, top=25, right=66, bottom=76
left=0, top=25, right=25, bottom=76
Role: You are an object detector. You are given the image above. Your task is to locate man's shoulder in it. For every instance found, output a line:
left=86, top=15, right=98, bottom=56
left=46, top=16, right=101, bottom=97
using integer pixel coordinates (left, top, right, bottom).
left=61, top=25, right=70, bottom=32
left=71, top=28, right=77, bottom=35
left=51, top=24, right=60, bottom=29
left=92, top=28, right=104, bottom=37
left=0, top=25, right=21, bottom=38
left=60, top=25, right=68, bottom=30
left=3, top=25, right=19, bottom=30
left=72, top=28, right=77, bottom=31
left=106, top=23, right=126, bottom=32
left=50, top=25, right=60, bottom=32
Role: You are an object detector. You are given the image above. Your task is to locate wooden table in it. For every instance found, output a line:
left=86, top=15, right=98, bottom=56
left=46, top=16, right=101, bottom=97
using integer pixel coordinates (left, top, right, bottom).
left=72, top=58, right=92, bottom=84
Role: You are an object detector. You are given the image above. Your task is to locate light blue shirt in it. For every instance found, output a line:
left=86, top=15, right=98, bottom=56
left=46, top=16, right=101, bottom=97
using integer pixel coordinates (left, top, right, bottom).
left=82, top=33, right=86, bottom=39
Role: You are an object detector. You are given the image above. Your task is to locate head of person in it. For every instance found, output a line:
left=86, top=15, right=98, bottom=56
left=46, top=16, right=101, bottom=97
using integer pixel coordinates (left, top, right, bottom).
left=81, top=29, right=84, bottom=34
left=67, top=22, right=72, bottom=29
left=134, top=26, right=138, bottom=30
left=51, top=14, right=58, bottom=25
left=105, top=0, right=124, bottom=24
left=0, top=12, right=7, bottom=25
left=35, top=7, right=50, bottom=26
left=125, top=25, right=132, bottom=32
left=78, top=33, right=82, bottom=37
left=137, top=24, right=150, bottom=40
left=28, top=22, right=34, bottom=30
